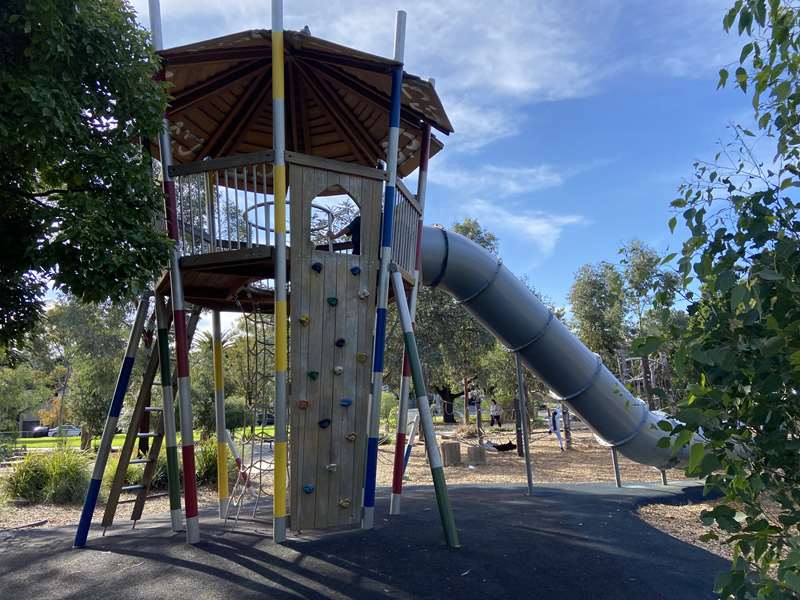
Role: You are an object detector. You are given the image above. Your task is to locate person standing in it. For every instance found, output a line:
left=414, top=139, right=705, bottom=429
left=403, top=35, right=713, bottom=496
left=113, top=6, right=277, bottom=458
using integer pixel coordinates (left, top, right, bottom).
left=489, top=399, right=502, bottom=427
left=328, top=214, right=361, bottom=255
left=549, top=405, right=564, bottom=451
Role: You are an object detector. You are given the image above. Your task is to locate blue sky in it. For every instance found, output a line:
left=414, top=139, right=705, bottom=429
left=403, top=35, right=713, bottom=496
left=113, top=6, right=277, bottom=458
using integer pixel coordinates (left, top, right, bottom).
left=131, top=0, right=753, bottom=308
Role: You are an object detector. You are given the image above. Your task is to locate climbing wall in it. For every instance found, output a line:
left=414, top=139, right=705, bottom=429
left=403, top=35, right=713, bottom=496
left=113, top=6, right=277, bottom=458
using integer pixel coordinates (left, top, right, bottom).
left=288, top=160, right=381, bottom=530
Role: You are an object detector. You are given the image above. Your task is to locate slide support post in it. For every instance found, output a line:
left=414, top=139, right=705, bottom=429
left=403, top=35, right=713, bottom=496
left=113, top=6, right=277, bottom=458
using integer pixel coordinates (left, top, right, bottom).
left=514, top=353, right=534, bottom=494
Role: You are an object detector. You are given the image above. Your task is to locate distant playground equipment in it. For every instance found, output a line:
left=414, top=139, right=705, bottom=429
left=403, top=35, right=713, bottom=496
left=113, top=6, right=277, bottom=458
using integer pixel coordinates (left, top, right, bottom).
left=74, top=1, right=689, bottom=551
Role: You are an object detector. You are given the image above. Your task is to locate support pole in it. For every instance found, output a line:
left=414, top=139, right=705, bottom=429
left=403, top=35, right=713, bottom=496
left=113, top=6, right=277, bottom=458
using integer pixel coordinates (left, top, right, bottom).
left=391, top=269, right=459, bottom=547
left=611, top=447, right=622, bottom=488
left=514, top=353, right=534, bottom=495
left=212, top=311, right=228, bottom=518
left=660, top=469, right=668, bottom=486
left=74, top=296, right=150, bottom=548
left=403, top=411, right=420, bottom=471
left=390, top=98, right=431, bottom=516
left=363, top=10, right=406, bottom=530
left=155, top=295, right=183, bottom=532
left=149, top=0, right=200, bottom=544
left=271, top=0, right=289, bottom=543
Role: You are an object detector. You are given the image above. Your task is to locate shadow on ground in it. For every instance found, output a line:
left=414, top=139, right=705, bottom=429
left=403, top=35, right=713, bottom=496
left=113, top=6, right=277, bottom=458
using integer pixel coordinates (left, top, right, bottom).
left=0, top=483, right=726, bottom=599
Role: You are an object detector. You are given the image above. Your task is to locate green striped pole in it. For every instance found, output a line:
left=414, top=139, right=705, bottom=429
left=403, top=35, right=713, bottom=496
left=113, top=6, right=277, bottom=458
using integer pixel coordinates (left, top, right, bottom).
left=155, top=294, right=183, bottom=531
left=390, top=267, right=459, bottom=548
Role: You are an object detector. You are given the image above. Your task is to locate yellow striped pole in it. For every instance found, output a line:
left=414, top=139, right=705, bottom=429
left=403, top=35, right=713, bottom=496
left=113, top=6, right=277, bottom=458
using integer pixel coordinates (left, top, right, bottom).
left=271, top=0, right=288, bottom=544
left=212, top=310, right=228, bottom=518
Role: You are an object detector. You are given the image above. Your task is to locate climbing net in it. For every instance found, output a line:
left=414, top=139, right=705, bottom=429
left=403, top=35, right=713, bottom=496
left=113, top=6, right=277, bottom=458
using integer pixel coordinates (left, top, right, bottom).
left=227, top=289, right=276, bottom=526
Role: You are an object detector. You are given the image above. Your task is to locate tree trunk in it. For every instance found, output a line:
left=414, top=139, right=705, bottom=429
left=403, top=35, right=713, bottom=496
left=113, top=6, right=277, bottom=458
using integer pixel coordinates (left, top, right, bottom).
left=561, top=402, right=573, bottom=449
left=436, top=387, right=460, bottom=424
left=80, top=428, right=92, bottom=451
left=462, top=374, right=470, bottom=426
left=640, top=354, right=656, bottom=410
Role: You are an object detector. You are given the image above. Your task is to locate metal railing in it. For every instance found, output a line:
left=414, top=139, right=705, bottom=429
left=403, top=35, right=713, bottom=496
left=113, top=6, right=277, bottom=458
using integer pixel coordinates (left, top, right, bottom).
left=392, top=180, right=422, bottom=277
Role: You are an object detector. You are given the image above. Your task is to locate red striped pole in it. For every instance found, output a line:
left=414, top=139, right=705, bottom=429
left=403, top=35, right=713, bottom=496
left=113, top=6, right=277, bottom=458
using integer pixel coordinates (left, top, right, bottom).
left=148, top=0, right=200, bottom=544
left=390, top=110, right=432, bottom=516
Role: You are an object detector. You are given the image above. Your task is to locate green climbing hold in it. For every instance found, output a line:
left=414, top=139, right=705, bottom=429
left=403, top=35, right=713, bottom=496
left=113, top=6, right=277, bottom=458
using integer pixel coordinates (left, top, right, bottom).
left=307, top=371, right=319, bottom=380
left=327, top=297, right=338, bottom=306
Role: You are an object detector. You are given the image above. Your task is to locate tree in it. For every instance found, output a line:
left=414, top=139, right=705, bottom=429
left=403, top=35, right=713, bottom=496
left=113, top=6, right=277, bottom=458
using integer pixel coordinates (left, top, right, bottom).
left=568, top=262, right=626, bottom=372
left=651, top=2, right=800, bottom=596
left=0, top=0, right=170, bottom=349
left=0, top=358, right=51, bottom=431
left=619, top=240, right=680, bottom=408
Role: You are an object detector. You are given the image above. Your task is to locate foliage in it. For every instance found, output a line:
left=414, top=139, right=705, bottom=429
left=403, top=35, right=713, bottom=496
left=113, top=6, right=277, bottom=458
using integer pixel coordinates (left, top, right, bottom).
left=651, top=2, right=800, bottom=596
left=0, top=0, right=171, bottom=349
left=194, top=439, right=237, bottom=486
left=0, top=360, right=52, bottom=431
left=568, top=261, right=626, bottom=371
left=6, top=450, right=89, bottom=504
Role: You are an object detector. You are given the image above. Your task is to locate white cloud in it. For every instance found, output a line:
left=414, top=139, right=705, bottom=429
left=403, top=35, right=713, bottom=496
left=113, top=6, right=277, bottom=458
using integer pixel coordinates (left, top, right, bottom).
left=430, top=161, right=564, bottom=197
left=467, top=198, right=587, bottom=257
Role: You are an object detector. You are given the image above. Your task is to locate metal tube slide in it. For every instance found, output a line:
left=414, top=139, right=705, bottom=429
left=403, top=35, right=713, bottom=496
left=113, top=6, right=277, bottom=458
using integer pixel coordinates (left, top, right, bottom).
left=420, top=227, right=686, bottom=469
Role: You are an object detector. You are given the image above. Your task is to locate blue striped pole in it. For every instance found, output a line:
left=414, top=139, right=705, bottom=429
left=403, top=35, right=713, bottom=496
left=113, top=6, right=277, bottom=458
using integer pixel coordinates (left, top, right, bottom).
left=362, top=10, right=406, bottom=530
left=74, top=296, right=150, bottom=548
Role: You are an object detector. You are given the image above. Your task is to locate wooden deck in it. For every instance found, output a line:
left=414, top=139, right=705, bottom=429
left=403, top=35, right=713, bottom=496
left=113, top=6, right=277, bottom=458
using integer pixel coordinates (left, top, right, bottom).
left=157, top=244, right=415, bottom=313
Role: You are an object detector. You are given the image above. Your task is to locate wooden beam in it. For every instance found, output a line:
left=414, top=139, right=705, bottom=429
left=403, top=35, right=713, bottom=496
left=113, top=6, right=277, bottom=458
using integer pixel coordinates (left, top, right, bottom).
left=197, top=66, right=271, bottom=160
left=307, top=60, right=426, bottom=134
left=306, top=65, right=383, bottom=165
left=287, top=59, right=301, bottom=153
left=162, top=47, right=267, bottom=66
left=285, top=152, right=386, bottom=181
left=289, top=47, right=394, bottom=74
left=167, top=59, right=270, bottom=115
left=217, top=72, right=273, bottom=157
left=298, top=65, right=371, bottom=165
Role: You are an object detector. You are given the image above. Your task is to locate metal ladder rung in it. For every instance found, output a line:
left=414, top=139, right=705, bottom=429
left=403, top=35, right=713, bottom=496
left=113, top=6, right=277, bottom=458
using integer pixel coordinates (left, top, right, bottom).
left=144, top=406, right=163, bottom=412
left=137, top=432, right=157, bottom=438
left=129, top=458, right=152, bottom=465
left=118, top=491, right=167, bottom=505
left=121, top=484, right=145, bottom=492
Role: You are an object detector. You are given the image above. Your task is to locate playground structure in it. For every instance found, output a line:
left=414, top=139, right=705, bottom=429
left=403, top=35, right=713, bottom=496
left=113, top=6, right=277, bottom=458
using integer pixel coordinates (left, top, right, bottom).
left=73, top=1, right=692, bottom=551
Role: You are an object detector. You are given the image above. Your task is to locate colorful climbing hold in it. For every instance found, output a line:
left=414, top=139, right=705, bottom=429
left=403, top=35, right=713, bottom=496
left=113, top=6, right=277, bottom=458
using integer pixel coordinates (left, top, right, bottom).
left=333, top=366, right=343, bottom=375
left=339, top=398, right=353, bottom=408
left=298, top=314, right=311, bottom=326
left=335, top=338, right=346, bottom=347
left=319, top=418, right=331, bottom=429
left=303, top=484, right=315, bottom=494
left=358, top=289, right=370, bottom=299
left=350, top=266, right=361, bottom=276
left=297, top=400, right=310, bottom=410
left=338, top=498, right=352, bottom=509
left=311, top=262, right=323, bottom=273
left=356, top=352, right=368, bottom=363
left=307, top=370, right=319, bottom=380
left=345, top=432, right=357, bottom=442
left=327, top=296, right=338, bottom=306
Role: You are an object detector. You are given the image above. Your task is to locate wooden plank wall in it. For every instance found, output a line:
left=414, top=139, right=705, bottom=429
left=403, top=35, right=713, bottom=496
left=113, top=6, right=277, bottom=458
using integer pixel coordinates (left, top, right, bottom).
left=289, top=162, right=380, bottom=531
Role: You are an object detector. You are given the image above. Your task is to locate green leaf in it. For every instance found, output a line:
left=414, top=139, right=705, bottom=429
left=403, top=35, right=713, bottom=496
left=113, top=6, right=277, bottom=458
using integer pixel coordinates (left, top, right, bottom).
left=668, top=216, right=677, bottom=233
left=631, top=335, right=664, bottom=356
left=716, top=269, right=737, bottom=292
left=657, top=419, right=674, bottom=432
left=755, top=269, right=784, bottom=281
left=660, top=252, right=677, bottom=265
left=717, top=68, right=729, bottom=89
left=740, top=43, right=753, bottom=63
left=780, top=177, right=793, bottom=190
left=735, top=67, right=748, bottom=92
left=688, top=442, right=706, bottom=472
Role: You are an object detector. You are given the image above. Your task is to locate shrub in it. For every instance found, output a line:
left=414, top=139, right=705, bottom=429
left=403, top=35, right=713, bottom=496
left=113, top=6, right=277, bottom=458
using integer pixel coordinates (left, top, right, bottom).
left=45, top=450, right=90, bottom=504
left=195, top=439, right=238, bottom=487
left=5, top=450, right=90, bottom=504
left=5, top=453, right=49, bottom=502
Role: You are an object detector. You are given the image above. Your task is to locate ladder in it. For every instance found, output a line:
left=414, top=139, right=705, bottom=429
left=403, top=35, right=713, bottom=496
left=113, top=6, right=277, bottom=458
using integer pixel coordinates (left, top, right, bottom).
left=101, top=305, right=201, bottom=531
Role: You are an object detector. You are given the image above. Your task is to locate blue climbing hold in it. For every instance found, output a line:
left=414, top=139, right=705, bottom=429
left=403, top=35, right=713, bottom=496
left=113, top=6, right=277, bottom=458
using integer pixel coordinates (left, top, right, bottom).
left=335, top=338, right=346, bottom=347
left=319, top=418, right=331, bottom=429
left=311, top=262, right=323, bottom=273
left=340, top=398, right=353, bottom=408
left=303, top=484, right=315, bottom=494
left=350, top=266, right=361, bottom=276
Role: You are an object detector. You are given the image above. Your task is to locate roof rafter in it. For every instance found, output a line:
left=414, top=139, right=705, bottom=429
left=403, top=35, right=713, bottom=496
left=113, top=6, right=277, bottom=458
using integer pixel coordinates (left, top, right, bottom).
left=167, top=59, right=270, bottom=115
